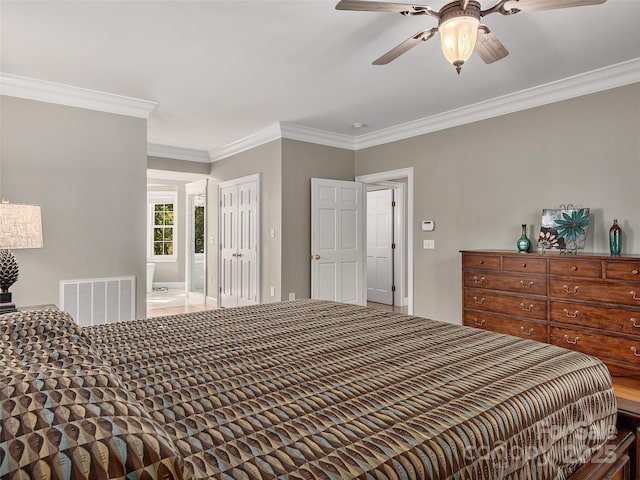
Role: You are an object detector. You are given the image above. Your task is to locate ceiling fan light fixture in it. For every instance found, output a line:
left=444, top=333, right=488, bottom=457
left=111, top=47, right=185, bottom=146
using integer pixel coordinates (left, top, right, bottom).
left=438, top=1, right=481, bottom=74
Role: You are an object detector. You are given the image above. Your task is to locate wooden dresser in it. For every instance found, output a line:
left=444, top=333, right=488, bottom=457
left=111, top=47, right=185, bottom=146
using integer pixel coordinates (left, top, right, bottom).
left=462, top=250, right=640, bottom=377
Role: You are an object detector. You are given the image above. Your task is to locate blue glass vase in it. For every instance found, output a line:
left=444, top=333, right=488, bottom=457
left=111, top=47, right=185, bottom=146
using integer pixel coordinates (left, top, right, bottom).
left=517, top=224, right=531, bottom=253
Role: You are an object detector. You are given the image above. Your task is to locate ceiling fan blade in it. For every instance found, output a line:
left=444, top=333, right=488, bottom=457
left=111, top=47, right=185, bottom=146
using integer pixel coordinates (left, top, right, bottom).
left=475, top=27, right=509, bottom=64
left=335, top=0, right=435, bottom=16
left=503, top=0, right=606, bottom=12
left=372, top=27, right=438, bottom=65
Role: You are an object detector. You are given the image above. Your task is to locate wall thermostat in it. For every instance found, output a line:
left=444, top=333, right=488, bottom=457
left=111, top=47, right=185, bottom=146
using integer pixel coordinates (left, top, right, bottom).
left=421, top=220, right=435, bottom=232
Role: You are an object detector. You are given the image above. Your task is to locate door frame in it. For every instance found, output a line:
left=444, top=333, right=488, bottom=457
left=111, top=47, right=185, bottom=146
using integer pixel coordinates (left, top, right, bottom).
left=185, top=179, right=208, bottom=304
left=217, top=173, right=261, bottom=308
left=356, top=168, right=414, bottom=315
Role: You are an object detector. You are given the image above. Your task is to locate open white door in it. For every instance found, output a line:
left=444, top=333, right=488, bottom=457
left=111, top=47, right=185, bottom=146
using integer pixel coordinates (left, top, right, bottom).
left=367, top=189, right=393, bottom=305
left=311, top=178, right=365, bottom=305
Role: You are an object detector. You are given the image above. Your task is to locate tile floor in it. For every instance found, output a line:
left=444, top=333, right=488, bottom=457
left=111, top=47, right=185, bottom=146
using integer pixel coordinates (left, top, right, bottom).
left=146, top=288, right=217, bottom=318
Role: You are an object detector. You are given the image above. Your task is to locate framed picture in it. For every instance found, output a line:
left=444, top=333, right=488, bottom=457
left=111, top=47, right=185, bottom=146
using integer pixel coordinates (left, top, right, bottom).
left=537, top=205, right=589, bottom=253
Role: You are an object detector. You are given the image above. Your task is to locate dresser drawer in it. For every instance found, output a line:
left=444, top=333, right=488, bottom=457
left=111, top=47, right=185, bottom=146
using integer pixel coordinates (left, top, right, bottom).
left=463, top=272, right=547, bottom=295
left=464, top=289, right=547, bottom=320
left=550, top=301, right=640, bottom=336
left=464, top=312, right=547, bottom=342
left=462, top=253, right=501, bottom=271
left=549, top=279, right=640, bottom=307
left=606, top=261, right=640, bottom=282
left=549, top=258, right=602, bottom=278
left=550, top=326, right=640, bottom=368
left=502, top=256, right=547, bottom=274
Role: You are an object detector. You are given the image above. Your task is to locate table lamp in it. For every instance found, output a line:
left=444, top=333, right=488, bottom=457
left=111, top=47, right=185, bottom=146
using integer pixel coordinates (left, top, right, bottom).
left=0, top=199, right=43, bottom=313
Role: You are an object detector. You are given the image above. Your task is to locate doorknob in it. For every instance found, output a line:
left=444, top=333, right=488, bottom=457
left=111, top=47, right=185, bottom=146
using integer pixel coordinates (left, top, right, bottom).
left=311, top=254, right=321, bottom=260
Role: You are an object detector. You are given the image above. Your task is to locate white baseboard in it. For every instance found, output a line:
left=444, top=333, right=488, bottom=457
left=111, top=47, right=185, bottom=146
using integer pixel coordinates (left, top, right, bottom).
left=206, top=296, right=217, bottom=306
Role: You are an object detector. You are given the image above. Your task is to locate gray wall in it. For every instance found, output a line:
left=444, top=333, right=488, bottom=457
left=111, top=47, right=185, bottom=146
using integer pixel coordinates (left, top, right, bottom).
left=281, top=139, right=354, bottom=299
left=355, top=83, right=640, bottom=324
left=208, top=140, right=283, bottom=303
left=0, top=96, right=148, bottom=318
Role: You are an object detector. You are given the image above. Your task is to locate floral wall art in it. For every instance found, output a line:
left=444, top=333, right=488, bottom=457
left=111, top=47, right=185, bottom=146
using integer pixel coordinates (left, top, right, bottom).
left=537, top=205, right=590, bottom=254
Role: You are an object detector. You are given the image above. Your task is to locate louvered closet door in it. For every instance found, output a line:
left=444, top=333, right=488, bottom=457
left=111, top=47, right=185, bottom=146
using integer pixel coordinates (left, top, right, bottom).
left=219, top=175, right=260, bottom=308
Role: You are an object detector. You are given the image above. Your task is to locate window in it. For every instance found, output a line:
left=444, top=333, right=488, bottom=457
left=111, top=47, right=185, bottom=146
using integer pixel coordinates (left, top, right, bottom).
left=148, top=192, right=177, bottom=261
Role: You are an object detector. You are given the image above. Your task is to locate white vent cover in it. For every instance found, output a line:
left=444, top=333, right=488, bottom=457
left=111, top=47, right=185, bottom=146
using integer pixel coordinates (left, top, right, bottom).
left=60, top=276, right=136, bottom=326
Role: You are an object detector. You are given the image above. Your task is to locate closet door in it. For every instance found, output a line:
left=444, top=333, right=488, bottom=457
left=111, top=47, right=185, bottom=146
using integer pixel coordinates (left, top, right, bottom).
left=220, top=184, right=239, bottom=308
left=218, top=174, right=260, bottom=308
left=237, top=181, right=258, bottom=306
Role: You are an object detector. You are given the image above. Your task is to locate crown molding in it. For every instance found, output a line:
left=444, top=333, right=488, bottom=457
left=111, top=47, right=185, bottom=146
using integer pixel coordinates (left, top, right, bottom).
left=354, top=57, right=640, bottom=150
left=280, top=122, right=354, bottom=150
left=0, top=73, right=157, bottom=118
left=209, top=123, right=282, bottom=162
left=147, top=143, right=210, bottom=163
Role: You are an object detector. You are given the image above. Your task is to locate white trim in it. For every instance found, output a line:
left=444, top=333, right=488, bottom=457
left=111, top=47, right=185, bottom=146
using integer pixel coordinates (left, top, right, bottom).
left=280, top=122, right=354, bottom=150
left=356, top=167, right=414, bottom=316
left=354, top=57, right=640, bottom=150
left=147, top=143, right=211, bottom=163
left=147, top=169, right=210, bottom=183
left=206, top=296, right=217, bottom=305
left=209, top=124, right=282, bottom=162
left=0, top=73, right=157, bottom=118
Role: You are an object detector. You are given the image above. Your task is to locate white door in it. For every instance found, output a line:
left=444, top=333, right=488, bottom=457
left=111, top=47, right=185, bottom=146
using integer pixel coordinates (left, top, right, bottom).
left=367, top=189, right=393, bottom=305
left=219, top=174, right=260, bottom=308
left=311, top=178, right=365, bottom=305
left=220, top=184, right=239, bottom=308
left=186, top=180, right=207, bottom=304
left=237, top=181, right=258, bottom=306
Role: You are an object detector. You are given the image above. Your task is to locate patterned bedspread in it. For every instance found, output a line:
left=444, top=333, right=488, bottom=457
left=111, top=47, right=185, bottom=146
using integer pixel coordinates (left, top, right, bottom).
left=1, top=300, right=616, bottom=479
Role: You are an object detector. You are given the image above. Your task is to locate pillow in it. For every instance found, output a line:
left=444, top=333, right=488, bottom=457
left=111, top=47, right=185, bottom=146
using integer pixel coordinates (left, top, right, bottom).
left=0, top=309, right=190, bottom=479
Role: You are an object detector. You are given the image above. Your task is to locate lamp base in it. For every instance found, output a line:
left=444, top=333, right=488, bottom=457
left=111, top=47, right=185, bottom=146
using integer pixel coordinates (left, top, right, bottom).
left=0, top=292, right=17, bottom=314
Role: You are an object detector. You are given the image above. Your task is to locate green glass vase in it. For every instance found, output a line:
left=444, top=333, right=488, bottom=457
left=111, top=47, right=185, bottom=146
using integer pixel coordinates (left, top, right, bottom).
left=609, top=219, right=622, bottom=256
left=517, top=224, right=531, bottom=253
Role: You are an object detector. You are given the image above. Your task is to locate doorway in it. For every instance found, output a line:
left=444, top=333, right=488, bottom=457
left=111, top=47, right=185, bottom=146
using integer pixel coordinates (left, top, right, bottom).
left=357, top=168, right=414, bottom=315
left=186, top=180, right=207, bottom=304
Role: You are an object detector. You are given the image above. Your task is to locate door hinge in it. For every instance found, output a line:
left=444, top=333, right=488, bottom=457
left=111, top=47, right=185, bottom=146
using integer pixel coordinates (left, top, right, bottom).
left=219, top=286, right=222, bottom=293
left=392, top=243, right=396, bottom=249
left=391, top=201, right=396, bottom=207
left=391, top=285, right=396, bottom=292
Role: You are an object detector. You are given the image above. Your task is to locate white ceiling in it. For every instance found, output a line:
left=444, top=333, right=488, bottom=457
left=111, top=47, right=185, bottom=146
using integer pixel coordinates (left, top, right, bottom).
left=1, top=0, right=639, bottom=159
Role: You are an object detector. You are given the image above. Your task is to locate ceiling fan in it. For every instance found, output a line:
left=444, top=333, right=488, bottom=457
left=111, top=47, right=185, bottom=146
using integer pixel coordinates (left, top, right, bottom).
left=335, top=0, right=607, bottom=74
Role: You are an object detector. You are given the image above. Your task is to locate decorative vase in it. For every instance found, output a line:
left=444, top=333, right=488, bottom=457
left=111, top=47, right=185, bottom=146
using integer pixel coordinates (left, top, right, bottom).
left=609, top=219, right=622, bottom=256
left=517, top=224, right=531, bottom=253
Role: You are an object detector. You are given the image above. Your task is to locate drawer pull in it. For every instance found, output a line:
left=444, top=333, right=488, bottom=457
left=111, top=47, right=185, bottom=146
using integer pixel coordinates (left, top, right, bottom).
left=631, top=347, right=640, bottom=357
left=632, top=269, right=639, bottom=275
left=632, top=291, right=640, bottom=301
left=630, top=318, right=640, bottom=328
left=520, top=303, right=534, bottom=312
left=520, top=281, right=534, bottom=288
left=474, top=318, right=485, bottom=327
left=563, top=309, right=579, bottom=318
left=473, top=296, right=485, bottom=305
left=520, top=327, right=535, bottom=336
left=479, top=260, right=484, bottom=265
left=473, top=276, right=485, bottom=285
left=521, top=263, right=527, bottom=268
left=563, top=285, right=580, bottom=294
left=570, top=266, right=578, bottom=271
left=564, top=335, right=580, bottom=345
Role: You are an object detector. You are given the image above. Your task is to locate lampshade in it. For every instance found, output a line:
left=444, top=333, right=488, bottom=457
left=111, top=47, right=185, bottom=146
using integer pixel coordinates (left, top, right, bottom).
left=439, top=16, right=480, bottom=73
left=438, top=1, right=481, bottom=74
left=0, top=200, right=43, bottom=250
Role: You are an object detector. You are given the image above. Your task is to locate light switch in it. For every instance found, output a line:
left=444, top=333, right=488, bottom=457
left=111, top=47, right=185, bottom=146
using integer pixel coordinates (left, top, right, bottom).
left=423, top=239, right=435, bottom=249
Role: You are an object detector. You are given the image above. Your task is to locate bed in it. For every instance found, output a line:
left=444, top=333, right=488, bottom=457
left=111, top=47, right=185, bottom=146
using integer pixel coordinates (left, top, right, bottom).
left=0, top=299, right=618, bottom=479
